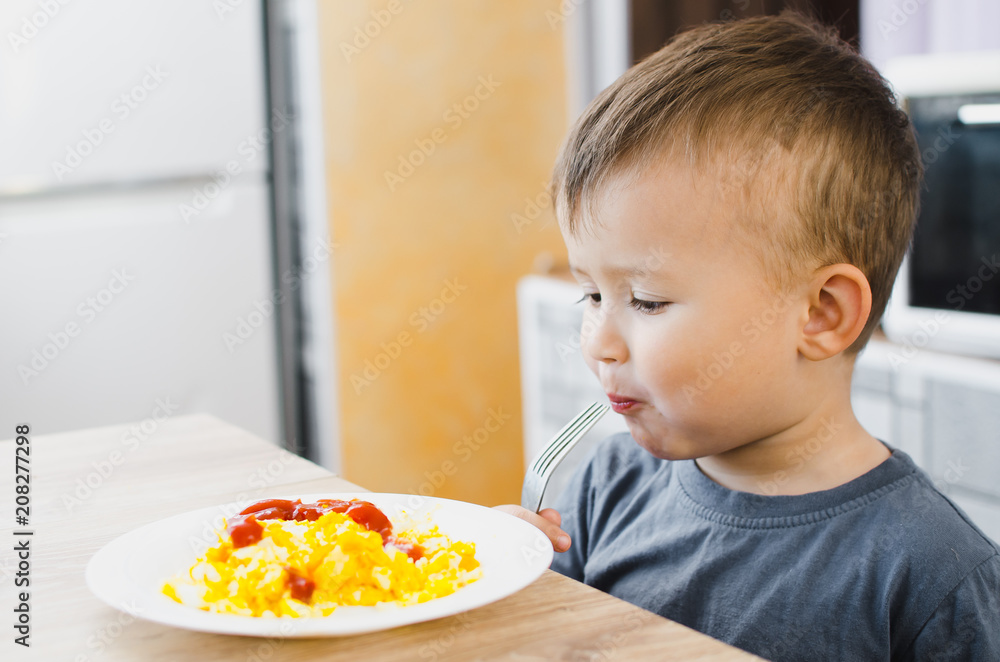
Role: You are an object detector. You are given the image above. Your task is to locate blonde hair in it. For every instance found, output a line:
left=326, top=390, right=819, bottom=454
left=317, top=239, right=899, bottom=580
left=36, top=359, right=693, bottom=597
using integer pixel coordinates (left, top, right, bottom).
left=552, top=12, right=922, bottom=351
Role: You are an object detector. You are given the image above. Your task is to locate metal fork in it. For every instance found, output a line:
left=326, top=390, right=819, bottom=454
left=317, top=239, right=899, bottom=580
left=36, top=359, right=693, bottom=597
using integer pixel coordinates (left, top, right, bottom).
left=520, top=402, right=610, bottom=513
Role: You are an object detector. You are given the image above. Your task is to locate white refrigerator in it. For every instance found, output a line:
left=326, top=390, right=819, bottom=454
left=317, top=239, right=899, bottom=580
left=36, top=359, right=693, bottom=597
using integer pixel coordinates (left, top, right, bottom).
left=0, top=0, right=282, bottom=443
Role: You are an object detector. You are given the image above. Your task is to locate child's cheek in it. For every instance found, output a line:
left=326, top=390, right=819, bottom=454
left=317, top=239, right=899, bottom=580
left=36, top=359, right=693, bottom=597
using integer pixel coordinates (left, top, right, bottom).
left=582, top=353, right=600, bottom=379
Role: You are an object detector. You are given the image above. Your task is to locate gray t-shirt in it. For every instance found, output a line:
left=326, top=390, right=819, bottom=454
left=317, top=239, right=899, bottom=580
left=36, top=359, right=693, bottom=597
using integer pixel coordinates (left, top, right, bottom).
left=551, top=433, right=1000, bottom=661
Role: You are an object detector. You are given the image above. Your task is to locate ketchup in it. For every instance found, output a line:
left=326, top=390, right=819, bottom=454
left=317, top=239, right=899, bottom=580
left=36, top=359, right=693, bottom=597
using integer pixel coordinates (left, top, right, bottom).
left=386, top=535, right=424, bottom=561
left=230, top=498, right=425, bottom=562
left=285, top=567, right=316, bottom=603
left=227, top=514, right=263, bottom=548
left=342, top=500, right=393, bottom=540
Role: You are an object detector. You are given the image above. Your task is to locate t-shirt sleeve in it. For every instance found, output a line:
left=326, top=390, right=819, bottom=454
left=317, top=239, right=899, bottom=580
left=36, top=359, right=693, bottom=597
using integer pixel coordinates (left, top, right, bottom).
left=548, top=445, right=600, bottom=582
left=903, top=553, right=1000, bottom=661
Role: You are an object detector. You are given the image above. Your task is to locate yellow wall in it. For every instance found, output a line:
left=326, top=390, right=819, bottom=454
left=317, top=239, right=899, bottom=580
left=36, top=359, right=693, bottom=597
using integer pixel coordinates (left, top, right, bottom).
left=316, top=1, right=569, bottom=504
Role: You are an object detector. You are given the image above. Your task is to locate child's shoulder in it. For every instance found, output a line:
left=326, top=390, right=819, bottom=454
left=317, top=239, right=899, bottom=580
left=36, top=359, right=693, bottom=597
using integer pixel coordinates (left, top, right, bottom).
left=865, top=453, right=999, bottom=583
left=871, top=459, right=1000, bottom=656
left=862, top=450, right=996, bottom=545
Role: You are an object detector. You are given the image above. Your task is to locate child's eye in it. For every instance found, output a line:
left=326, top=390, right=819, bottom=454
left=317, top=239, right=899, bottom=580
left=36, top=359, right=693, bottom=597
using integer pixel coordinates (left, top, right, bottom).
left=629, top=297, right=669, bottom=313
left=576, top=292, right=601, bottom=306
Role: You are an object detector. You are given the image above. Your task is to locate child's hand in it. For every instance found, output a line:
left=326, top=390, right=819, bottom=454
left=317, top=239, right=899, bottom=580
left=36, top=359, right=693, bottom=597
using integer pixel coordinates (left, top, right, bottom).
left=493, top=505, right=571, bottom=552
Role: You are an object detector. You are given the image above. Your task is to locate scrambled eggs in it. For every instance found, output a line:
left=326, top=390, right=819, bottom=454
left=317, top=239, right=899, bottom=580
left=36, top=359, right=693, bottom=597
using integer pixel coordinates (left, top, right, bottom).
left=162, top=506, right=480, bottom=617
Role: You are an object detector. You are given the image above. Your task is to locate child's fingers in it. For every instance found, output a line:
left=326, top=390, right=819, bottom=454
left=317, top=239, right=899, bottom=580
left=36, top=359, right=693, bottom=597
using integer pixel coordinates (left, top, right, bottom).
left=538, top=508, right=562, bottom=527
left=493, top=504, right=571, bottom=552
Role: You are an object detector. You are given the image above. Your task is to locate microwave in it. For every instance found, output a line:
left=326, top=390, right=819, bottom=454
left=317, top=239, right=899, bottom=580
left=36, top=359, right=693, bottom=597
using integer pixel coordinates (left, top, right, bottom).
left=882, top=51, right=1000, bottom=360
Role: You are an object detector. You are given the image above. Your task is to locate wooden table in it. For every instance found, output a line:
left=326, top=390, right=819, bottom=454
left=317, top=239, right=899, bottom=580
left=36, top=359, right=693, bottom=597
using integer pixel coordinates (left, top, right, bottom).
left=0, top=414, right=762, bottom=661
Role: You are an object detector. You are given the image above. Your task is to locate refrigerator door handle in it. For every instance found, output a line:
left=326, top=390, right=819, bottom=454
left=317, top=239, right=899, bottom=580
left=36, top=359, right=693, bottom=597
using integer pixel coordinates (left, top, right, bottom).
left=0, top=174, right=234, bottom=203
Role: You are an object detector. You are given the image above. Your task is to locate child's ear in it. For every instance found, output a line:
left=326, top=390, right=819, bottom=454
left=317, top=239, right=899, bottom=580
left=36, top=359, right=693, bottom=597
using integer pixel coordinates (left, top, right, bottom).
left=798, top=264, right=872, bottom=361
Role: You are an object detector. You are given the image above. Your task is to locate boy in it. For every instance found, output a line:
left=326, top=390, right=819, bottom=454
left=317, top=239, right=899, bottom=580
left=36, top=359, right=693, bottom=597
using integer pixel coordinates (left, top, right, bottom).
left=498, top=12, right=1000, bottom=661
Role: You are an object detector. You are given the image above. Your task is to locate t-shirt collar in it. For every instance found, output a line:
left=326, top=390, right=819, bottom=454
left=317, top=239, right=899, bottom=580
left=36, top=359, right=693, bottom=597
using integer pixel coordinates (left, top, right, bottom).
left=674, top=444, right=919, bottom=521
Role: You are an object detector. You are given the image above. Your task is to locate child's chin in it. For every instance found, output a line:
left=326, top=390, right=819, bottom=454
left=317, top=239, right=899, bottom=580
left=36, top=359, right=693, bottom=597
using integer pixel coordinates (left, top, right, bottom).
left=626, top=421, right=699, bottom=461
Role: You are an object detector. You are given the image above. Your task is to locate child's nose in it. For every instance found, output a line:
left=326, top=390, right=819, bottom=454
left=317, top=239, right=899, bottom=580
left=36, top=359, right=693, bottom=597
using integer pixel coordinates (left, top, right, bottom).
left=581, top=307, right=629, bottom=364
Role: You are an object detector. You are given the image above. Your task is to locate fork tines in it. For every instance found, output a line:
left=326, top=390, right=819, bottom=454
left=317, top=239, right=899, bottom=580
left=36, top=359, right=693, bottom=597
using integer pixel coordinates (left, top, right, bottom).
left=531, top=402, right=609, bottom=475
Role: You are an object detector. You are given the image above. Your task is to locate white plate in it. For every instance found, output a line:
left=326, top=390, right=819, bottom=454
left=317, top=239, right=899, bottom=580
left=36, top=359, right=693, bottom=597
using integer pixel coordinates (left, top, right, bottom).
left=86, top=493, right=553, bottom=637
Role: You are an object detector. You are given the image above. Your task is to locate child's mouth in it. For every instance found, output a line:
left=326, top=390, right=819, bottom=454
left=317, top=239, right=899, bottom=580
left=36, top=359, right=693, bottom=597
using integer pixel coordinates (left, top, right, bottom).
left=607, top=394, right=639, bottom=413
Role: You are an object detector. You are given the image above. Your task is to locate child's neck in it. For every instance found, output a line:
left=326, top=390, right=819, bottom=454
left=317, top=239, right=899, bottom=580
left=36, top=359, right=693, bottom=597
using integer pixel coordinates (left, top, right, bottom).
left=694, top=399, right=890, bottom=496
